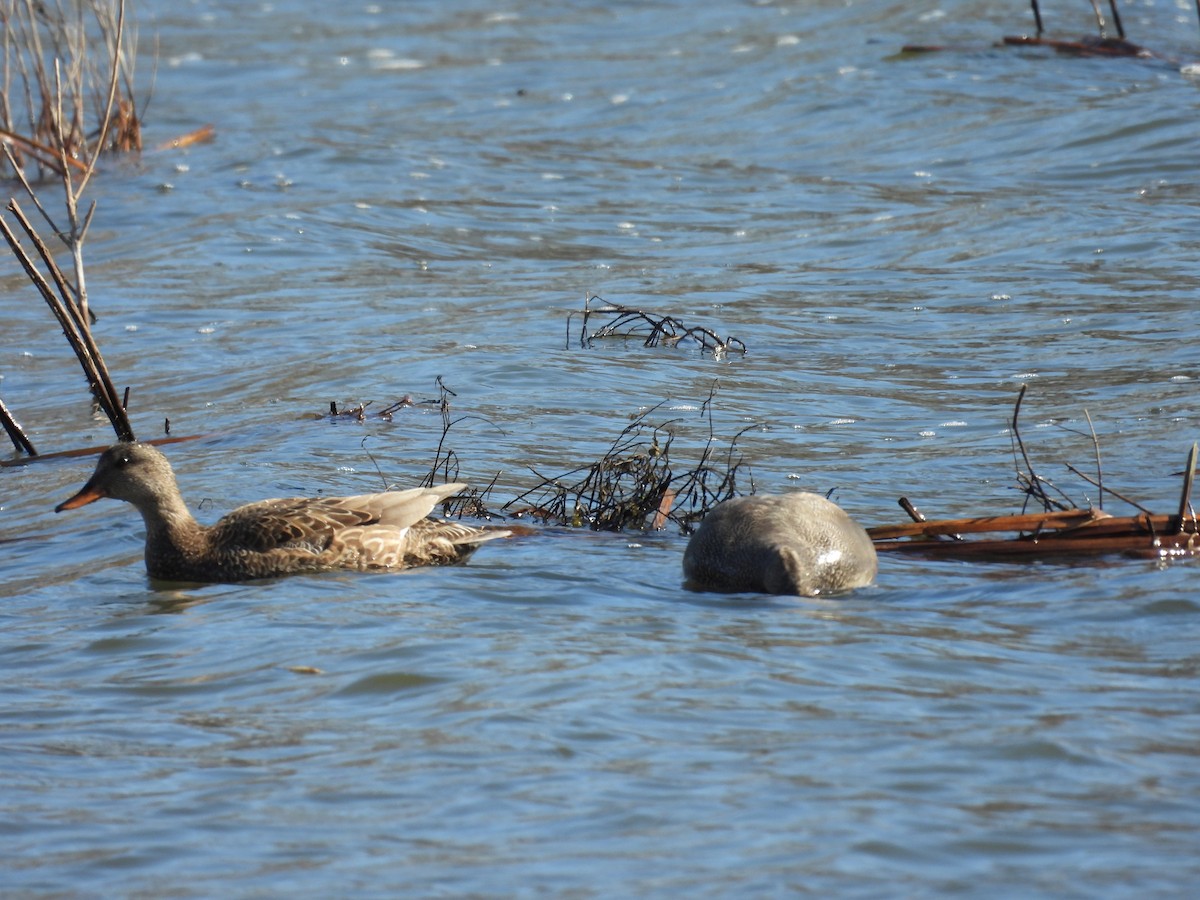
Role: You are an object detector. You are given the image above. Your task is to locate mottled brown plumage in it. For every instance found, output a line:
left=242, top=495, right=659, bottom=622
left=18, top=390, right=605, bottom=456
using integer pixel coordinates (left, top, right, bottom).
left=56, top=442, right=509, bottom=583
left=683, top=492, right=877, bottom=597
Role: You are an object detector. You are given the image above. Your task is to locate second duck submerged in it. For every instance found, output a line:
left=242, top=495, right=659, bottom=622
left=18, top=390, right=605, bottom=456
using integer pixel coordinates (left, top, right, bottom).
left=683, top=493, right=877, bottom=597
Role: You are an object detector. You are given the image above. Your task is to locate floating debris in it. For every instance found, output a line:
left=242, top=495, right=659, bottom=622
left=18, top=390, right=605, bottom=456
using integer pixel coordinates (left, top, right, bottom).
left=570, top=295, right=746, bottom=358
left=504, top=385, right=750, bottom=533
left=870, top=388, right=1200, bottom=561
left=323, top=398, right=415, bottom=422
left=900, top=0, right=1198, bottom=59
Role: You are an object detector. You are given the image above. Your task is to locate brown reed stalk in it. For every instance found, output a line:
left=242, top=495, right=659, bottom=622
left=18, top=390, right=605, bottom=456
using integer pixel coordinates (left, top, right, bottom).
left=873, top=395, right=1200, bottom=560
left=0, top=199, right=134, bottom=442
left=1176, top=442, right=1198, bottom=532
left=0, top=396, right=37, bottom=455
left=0, top=0, right=139, bottom=452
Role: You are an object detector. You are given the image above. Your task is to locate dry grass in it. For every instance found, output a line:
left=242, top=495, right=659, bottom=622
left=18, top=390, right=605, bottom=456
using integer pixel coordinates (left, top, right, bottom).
left=1, top=0, right=141, bottom=180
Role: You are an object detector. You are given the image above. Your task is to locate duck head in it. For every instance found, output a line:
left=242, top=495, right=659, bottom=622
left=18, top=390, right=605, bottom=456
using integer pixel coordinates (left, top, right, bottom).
left=56, top=442, right=177, bottom=512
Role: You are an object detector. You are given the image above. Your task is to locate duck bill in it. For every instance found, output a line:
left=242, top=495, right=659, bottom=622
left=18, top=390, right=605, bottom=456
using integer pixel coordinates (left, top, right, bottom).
left=55, top=478, right=107, bottom=512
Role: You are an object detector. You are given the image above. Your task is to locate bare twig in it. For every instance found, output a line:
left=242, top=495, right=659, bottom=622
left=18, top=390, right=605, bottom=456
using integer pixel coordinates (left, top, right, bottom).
left=572, top=294, right=747, bottom=357
left=503, top=384, right=748, bottom=533
left=0, top=395, right=38, bottom=455
left=1, top=199, right=134, bottom=441
left=1010, top=384, right=1072, bottom=511
left=1062, top=464, right=1152, bottom=515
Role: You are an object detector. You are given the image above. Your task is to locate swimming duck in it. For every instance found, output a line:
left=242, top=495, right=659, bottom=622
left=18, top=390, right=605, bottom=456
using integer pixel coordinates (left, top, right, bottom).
left=55, top=442, right=509, bottom=583
left=683, top=492, right=877, bottom=597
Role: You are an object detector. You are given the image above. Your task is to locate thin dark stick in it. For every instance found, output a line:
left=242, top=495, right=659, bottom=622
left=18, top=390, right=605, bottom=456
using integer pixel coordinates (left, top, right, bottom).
left=1084, top=408, right=1103, bottom=510
left=1030, top=0, right=1045, bottom=35
left=899, top=497, right=925, bottom=523
left=1107, top=0, right=1126, bottom=39
left=1176, top=442, right=1197, bottom=533
left=1064, top=464, right=1153, bottom=515
left=0, top=395, right=38, bottom=456
left=1010, top=384, right=1052, bottom=511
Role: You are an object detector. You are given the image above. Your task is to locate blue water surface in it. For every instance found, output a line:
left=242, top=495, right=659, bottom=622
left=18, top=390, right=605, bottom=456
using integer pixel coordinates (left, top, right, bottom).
left=2, top=0, right=1199, bottom=895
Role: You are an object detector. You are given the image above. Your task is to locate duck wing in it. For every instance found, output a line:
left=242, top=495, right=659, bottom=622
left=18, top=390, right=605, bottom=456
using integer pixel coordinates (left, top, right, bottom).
left=209, top=484, right=469, bottom=555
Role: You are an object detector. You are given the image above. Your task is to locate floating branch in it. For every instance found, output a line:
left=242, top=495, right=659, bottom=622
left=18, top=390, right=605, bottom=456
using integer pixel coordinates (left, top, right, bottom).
left=869, top=506, right=1199, bottom=560
left=323, top=398, right=415, bottom=422
left=569, top=294, right=746, bottom=358
left=870, top=391, right=1200, bottom=561
left=901, top=0, right=1200, bottom=58
left=999, top=33, right=1147, bottom=58
left=503, top=384, right=749, bottom=533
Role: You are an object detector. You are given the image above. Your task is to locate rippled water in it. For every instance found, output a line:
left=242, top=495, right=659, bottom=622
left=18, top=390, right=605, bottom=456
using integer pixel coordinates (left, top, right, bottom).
left=3, top=0, right=1200, bottom=895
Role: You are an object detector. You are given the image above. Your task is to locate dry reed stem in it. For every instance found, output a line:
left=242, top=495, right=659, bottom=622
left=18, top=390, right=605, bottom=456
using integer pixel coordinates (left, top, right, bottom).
left=154, top=124, right=215, bottom=151
left=1176, top=442, right=1198, bottom=531
left=0, top=198, right=134, bottom=443
left=0, top=1, right=142, bottom=451
left=0, top=395, right=37, bottom=455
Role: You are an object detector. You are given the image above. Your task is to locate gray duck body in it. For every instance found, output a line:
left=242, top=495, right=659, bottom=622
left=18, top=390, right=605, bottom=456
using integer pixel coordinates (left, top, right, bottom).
left=56, top=443, right=509, bottom=583
left=683, top=492, right=877, bottom=597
